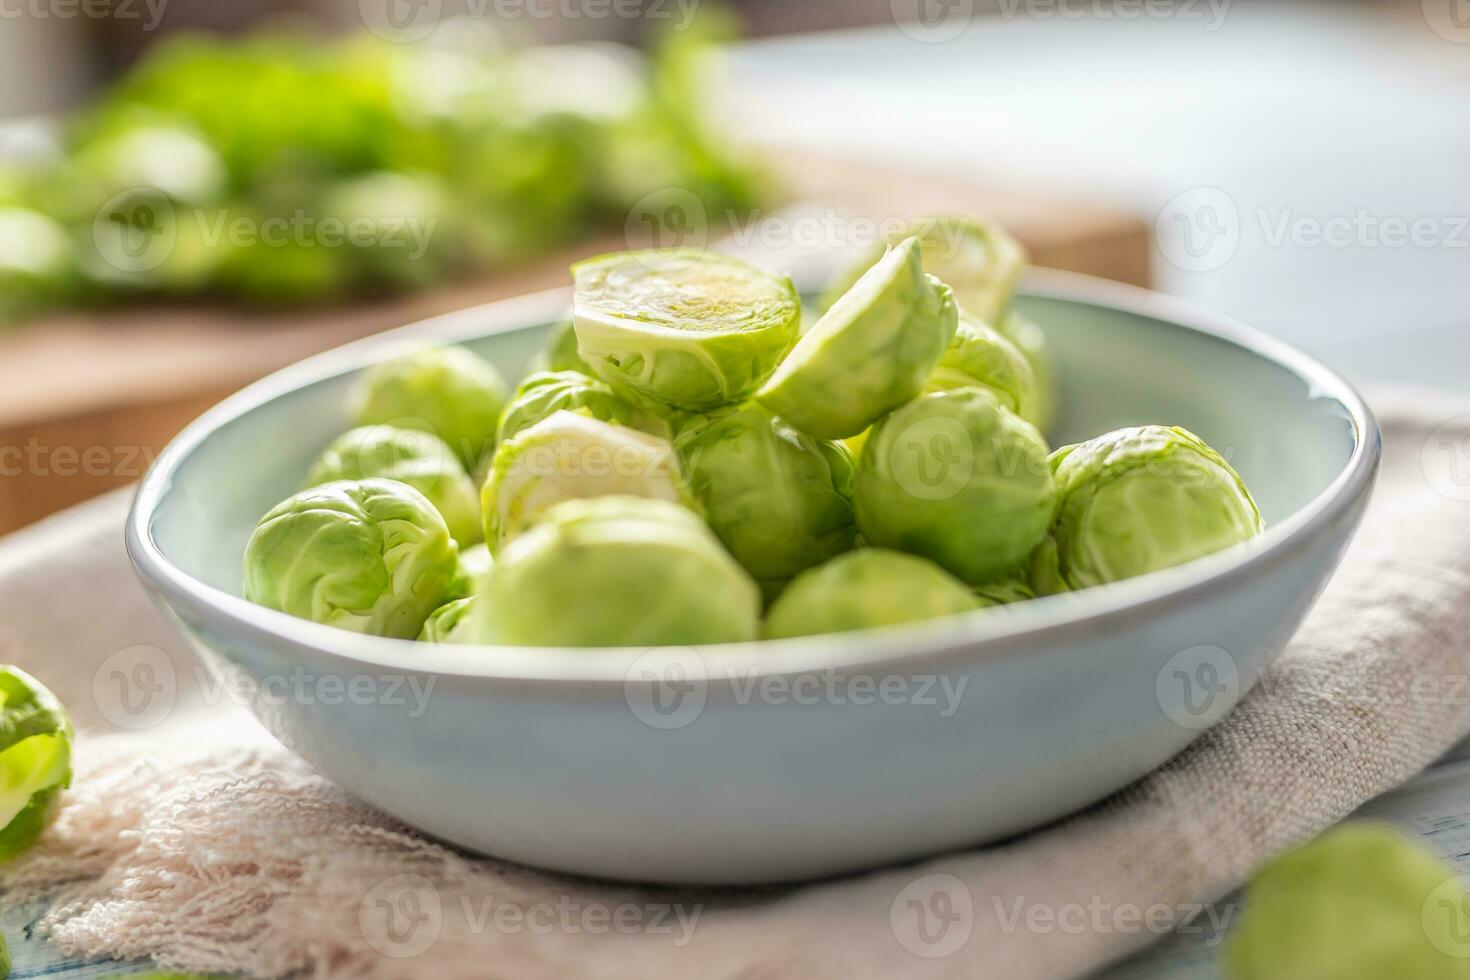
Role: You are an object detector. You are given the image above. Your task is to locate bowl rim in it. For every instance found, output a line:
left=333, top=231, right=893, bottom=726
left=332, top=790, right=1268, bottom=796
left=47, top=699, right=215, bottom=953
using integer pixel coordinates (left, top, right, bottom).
left=126, top=268, right=1381, bottom=686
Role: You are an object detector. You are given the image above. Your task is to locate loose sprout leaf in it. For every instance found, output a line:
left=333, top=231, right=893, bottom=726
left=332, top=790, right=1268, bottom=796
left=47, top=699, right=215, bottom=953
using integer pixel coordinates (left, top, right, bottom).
left=0, top=667, right=72, bottom=861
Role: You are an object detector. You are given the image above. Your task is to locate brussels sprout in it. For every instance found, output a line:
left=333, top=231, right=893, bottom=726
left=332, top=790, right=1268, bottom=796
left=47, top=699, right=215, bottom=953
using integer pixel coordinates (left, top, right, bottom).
left=244, top=479, right=459, bottom=639
left=674, top=403, right=856, bottom=596
left=1222, top=823, right=1470, bottom=979
left=855, top=387, right=1055, bottom=585
left=461, top=495, right=760, bottom=646
left=571, top=250, right=800, bottom=412
left=1041, top=425, right=1263, bottom=592
left=0, top=930, right=7, bottom=977
left=758, top=238, right=958, bottom=440
left=481, top=410, right=687, bottom=551
left=928, top=312, right=1039, bottom=426
left=824, top=216, right=1027, bottom=326
left=0, top=667, right=72, bottom=862
left=448, top=542, right=492, bottom=599
left=306, top=425, right=481, bottom=548
left=995, top=308, right=1055, bottom=433
left=764, top=549, right=978, bottom=639
left=973, top=577, right=1037, bottom=609
left=527, top=320, right=593, bottom=375
left=354, top=345, right=509, bottom=471
left=497, top=371, right=635, bottom=444
left=419, top=597, right=475, bottom=643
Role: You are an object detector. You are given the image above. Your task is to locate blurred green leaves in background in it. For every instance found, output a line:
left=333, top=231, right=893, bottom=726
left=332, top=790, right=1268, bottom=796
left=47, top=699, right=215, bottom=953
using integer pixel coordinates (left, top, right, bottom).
left=0, top=12, right=766, bottom=324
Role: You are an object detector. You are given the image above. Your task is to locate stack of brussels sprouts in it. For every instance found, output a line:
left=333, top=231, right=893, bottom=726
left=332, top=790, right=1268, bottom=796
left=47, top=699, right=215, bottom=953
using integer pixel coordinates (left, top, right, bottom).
left=244, top=216, right=1265, bottom=646
left=0, top=20, right=762, bottom=322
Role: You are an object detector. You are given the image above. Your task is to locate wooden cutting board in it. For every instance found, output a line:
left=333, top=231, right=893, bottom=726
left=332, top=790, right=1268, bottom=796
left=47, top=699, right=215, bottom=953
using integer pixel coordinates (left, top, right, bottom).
left=0, top=157, right=1150, bottom=534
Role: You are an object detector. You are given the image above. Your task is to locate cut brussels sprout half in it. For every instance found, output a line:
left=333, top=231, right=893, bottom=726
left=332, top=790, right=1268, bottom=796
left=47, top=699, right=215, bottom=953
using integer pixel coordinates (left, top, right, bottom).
left=823, top=215, right=1027, bottom=326
left=244, top=479, right=460, bottom=639
left=419, top=597, right=475, bottom=643
left=497, top=370, right=636, bottom=444
left=764, top=549, right=978, bottom=639
left=481, top=410, right=687, bottom=551
left=928, top=312, right=1040, bottom=427
left=674, top=402, right=856, bottom=597
left=856, top=387, right=1055, bottom=585
left=0, top=666, right=72, bottom=862
left=354, top=344, right=509, bottom=471
left=1223, top=823, right=1470, bottom=980
left=572, top=250, right=800, bottom=412
left=1041, top=425, right=1263, bottom=592
left=758, top=237, right=958, bottom=440
left=306, top=425, right=481, bottom=548
left=462, top=495, right=761, bottom=647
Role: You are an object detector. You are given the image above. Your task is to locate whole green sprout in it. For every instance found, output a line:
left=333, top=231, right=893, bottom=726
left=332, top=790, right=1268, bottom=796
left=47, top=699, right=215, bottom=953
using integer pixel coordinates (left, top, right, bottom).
left=572, top=250, right=801, bottom=412
left=996, top=308, right=1056, bottom=433
left=1038, top=425, right=1263, bottom=592
left=306, top=425, right=481, bottom=548
left=973, top=577, right=1037, bottom=608
left=856, top=387, right=1055, bottom=585
left=928, top=312, right=1040, bottom=427
left=674, top=403, right=856, bottom=597
left=0, top=666, right=72, bottom=862
left=353, top=345, right=509, bottom=471
left=481, top=410, right=687, bottom=550
left=527, top=321, right=594, bottom=376
left=244, top=479, right=459, bottom=638
left=462, top=495, right=760, bottom=647
left=758, top=237, right=958, bottom=440
left=764, top=549, right=978, bottom=639
left=419, top=597, right=475, bottom=644
left=1222, top=822, right=1470, bottom=980
left=497, top=370, right=636, bottom=444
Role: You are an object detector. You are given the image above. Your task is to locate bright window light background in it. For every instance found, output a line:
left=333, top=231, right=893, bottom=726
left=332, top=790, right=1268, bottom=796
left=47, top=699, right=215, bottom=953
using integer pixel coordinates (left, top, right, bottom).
left=721, top=2, right=1470, bottom=390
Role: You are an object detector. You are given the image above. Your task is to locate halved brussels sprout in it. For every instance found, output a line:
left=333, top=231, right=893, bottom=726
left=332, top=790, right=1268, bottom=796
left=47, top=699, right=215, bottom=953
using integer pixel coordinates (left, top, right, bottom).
left=354, top=344, right=509, bottom=471
left=306, top=425, right=481, bottom=548
left=571, top=249, right=800, bottom=411
left=481, top=410, right=687, bottom=551
left=824, top=215, right=1027, bottom=326
left=764, top=549, right=978, bottom=639
left=462, top=495, right=761, bottom=647
left=497, top=370, right=636, bottom=444
left=1039, top=425, right=1263, bottom=591
left=758, top=237, right=958, bottom=440
left=1223, top=823, right=1470, bottom=980
left=0, top=666, right=72, bottom=861
left=244, top=479, right=460, bottom=639
left=527, top=320, right=593, bottom=376
left=419, top=597, right=475, bottom=643
left=928, top=312, right=1039, bottom=426
left=855, top=387, right=1055, bottom=585
left=674, top=403, right=856, bottom=597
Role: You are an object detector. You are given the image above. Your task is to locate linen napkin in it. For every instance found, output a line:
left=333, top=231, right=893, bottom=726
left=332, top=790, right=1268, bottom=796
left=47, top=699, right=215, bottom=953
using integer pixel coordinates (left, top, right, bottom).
left=3, top=392, right=1470, bottom=980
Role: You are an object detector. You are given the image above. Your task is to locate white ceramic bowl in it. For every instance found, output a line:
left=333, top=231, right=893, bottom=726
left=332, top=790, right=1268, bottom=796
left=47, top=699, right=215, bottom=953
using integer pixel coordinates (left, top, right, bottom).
left=127, top=270, right=1379, bottom=884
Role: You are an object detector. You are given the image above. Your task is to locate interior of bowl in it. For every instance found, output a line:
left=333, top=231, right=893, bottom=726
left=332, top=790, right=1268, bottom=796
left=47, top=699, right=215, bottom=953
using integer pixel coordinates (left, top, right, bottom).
left=138, top=273, right=1365, bottom=657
